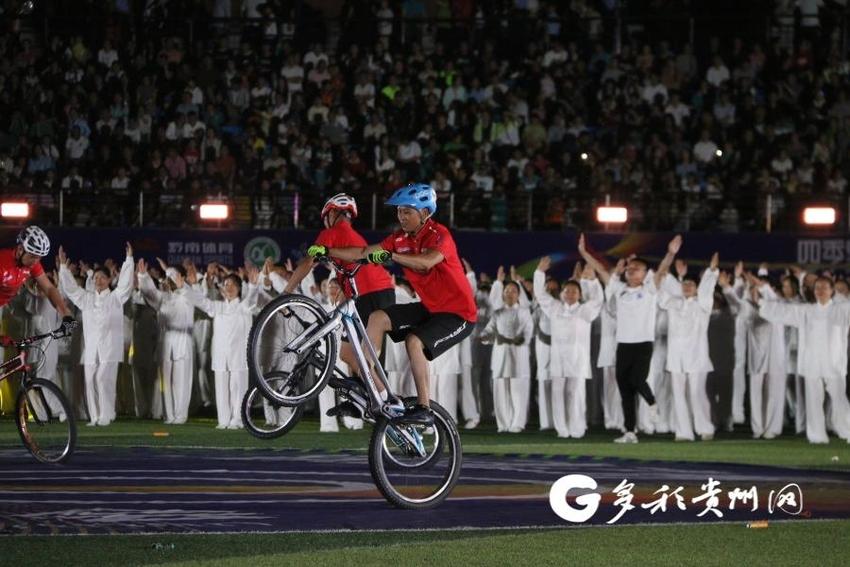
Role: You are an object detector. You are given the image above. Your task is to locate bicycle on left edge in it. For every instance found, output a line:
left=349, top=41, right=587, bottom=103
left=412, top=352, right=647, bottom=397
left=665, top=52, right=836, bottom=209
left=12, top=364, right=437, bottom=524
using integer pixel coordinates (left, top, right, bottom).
left=1, top=323, right=78, bottom=464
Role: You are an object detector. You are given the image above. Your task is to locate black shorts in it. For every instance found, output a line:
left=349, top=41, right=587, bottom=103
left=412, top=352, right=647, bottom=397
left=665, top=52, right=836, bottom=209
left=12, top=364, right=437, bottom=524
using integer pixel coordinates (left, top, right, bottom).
left=341, top=288, right=396, bottom=344
left=384, top=302, right=475, bottom=361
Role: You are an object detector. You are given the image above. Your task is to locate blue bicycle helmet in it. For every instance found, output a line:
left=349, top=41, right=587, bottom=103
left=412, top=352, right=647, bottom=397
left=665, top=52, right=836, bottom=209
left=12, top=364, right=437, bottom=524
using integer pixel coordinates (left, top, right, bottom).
left=385, top=183, right=437, bottom=215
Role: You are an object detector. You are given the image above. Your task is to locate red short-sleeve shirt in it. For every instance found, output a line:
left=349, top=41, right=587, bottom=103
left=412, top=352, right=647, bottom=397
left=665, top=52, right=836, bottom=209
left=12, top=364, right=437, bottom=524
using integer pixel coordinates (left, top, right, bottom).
left=316, top=221, right=393, bottom=298
left=380, top=219, right=477, bottom=322
left=0, top=248, right=44, bottom=306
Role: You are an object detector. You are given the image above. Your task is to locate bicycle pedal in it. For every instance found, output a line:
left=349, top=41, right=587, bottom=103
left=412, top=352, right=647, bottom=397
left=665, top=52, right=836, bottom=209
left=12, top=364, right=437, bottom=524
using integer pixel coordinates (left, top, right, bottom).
left=326, top=401, right=362, bottom=419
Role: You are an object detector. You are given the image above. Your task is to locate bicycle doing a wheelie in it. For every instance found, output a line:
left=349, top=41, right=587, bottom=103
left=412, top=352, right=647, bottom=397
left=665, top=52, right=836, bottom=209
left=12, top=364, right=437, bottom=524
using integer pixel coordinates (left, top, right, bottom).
left=247, top=256, right=462, bottom=509
left=1, top=324, right=77, bottom=464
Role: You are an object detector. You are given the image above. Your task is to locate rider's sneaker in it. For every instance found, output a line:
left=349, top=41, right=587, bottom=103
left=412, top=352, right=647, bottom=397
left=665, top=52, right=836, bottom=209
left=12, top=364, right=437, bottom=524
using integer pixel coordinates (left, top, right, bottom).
left=384, top=395, right=405, bottom=415
left=397, top=404, right=434, bottom=426
left=327, top=401, right=362, bottom=419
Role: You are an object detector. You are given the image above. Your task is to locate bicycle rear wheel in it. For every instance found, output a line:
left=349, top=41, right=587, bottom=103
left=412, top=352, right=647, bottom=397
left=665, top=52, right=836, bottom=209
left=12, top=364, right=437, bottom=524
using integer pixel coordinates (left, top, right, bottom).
left=15, top=378, right=76, bottom=464
left=248, top=294, right=338, bottom=407
left=368, top=399, right=462, bottom=510
left=242, top=372, right=304, bottom=440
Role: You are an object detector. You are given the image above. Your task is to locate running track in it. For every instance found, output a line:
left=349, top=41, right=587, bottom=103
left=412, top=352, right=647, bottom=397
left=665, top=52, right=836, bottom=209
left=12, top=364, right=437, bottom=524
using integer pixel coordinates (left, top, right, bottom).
left=1, top=447, right=848, bottom=535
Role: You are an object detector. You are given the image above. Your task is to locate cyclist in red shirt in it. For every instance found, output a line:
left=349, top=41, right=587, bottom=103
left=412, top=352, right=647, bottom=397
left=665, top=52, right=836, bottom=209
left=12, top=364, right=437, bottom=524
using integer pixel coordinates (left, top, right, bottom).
left=285, top=194, right=395, bottom=418
left=309, top=184, right=476, bottom=425
left=1, top=226, right=75, bottom=329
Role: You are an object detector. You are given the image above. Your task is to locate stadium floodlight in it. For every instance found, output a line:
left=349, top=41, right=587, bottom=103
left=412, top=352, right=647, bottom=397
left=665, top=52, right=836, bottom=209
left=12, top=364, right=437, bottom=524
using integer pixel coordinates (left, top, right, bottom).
left=1, top=202, right=31, bottom=219
left=596, top=206, right=628, bottom=224
left=803, top=206, right=836, bottom=226
left=199, top=203, right=229, bottom=221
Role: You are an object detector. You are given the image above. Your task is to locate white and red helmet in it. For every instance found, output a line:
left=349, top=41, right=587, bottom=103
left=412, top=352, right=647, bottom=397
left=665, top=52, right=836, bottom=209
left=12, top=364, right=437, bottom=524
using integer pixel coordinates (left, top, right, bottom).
left=320, top=193, right=358, bottom=219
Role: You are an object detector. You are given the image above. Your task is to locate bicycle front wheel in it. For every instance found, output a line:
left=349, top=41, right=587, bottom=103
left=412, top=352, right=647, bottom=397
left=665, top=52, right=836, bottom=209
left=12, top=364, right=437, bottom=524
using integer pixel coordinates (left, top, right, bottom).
left=241, top=372, right=304, bottom=440
left=15, top=378, right=77, bottom=464
left=368, top=399, right=462, bottom=510
left=248, top=294, right=338, bottom=407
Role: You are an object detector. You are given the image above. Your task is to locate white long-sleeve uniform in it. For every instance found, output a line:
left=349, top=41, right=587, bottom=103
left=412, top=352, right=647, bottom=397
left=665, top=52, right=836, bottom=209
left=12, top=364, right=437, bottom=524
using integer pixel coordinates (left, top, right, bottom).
left=138, top=273, right=195, bottom=424
left=24, top=288, right=63, bottom=417
left=759, top=296, right=850, bottom=443
left=533, top=271, right=602, bottom=438
left=660, top=268, right=718, bottom=440
left=458, top=270, right=480, bottom=427
left=131, top=289, right=159, bottom=418
left=186, top=283, right=259, bottom=428
left=640, top=275, right=679, bottom=435
left=730, top=277, right=749, bottom=424
left=724, top=284, right=787, bottom=438
left=596, top=291, right=623, bottom=430
left=385, top=285, right=418, bottom=397
left=58, top=255, right=134, bottom=425
left=193, top=278, right=215, bottom=408
left=484, top=299, right=533, bottom=432
left=533, top=293, right=553, bottom=431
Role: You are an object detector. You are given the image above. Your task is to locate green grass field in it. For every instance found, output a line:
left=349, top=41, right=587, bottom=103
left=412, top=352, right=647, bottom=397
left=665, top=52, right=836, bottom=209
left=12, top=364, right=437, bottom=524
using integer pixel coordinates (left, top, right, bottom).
left=1, top=417, right=849, bottom=566
left=2, top=522, right=849, bottom=566
left=2, top=416, right=847, bottom=470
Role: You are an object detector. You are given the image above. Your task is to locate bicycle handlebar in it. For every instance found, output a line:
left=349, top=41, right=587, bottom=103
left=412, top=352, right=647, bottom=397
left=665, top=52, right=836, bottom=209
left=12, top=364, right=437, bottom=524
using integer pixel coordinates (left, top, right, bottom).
left=314, top=255, right=370, bottom=281
left=0, top=323, right=77, bottom=349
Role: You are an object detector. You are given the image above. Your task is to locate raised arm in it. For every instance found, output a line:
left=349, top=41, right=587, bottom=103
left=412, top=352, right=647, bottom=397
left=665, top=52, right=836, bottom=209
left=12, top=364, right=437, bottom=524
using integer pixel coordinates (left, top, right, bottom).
left=532, top=257, right=558, bottom=312
left=283, top=256, right=314, bottom=294
left=759, top=294, right=805, bottom=328
left=578, top=265, right=604, bottom=322
left=718, top=270, right=743, bottom=315
left=136, top=259, right=164, bottom=310
left=577, top=233, right=612, bottom=286
left=489, top=266, right=505, bottom=310
left=462, top=259, right=477, bottom=293
left=654, top=234, right=682, bottom=289
left=56, top=246, right=92, bottom=310
left=240, top=264, right=261, bottom=312
left=113, top=243, right=135, bottom=304
left=695, top=253, right=720, bottom=312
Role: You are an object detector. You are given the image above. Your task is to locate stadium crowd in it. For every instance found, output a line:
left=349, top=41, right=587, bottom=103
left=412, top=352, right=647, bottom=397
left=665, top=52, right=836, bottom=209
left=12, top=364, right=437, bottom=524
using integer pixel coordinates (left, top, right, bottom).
left=2, top=1, right=850, bottom=231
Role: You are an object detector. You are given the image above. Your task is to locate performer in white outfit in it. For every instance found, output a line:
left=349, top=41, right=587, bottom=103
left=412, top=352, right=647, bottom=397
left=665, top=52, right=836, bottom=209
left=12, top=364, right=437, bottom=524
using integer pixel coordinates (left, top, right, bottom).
left=23, top=277, right=62, bottom=417
left=57, top=243, right=134, bottom=426
left=458, top=260, right=481, bottom=429
left=130, top=281, right=159, bottom=418
left=729, top=262, right=749, bottom=428
left=482, top=278, right=533, bottom=432
left=779, top=275, right=805, bottom=434
left=758, top=275, right=850, bottom=444
left=137, top=260, right=195, bottom=424
left=722, top=272, right=787, bottom=439
left=659, top=253, right=720, bottom=441
left=430, top=342, right=461, bottom=423
left=532, top=269, right=558, bottom=431
left=193, top=263, right=215, bottom=409
left=640, top=267, right=683, bottom=435
left=185, top=264, right=260, bottom=429
left=533, top=257, right=603, bottom=438
left=384, top=279, right=417, bottom=398
left=597, top=262, right=624, bottom=431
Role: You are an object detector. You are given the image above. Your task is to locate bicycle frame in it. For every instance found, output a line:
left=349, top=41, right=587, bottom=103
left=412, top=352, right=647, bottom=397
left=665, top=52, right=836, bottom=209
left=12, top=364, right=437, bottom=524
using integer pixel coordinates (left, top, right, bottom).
left=281, top=258, right=401, bottom=421
left=0, top=350, right=29, bottom=384
left=286, top=296, right=397, bottom=420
